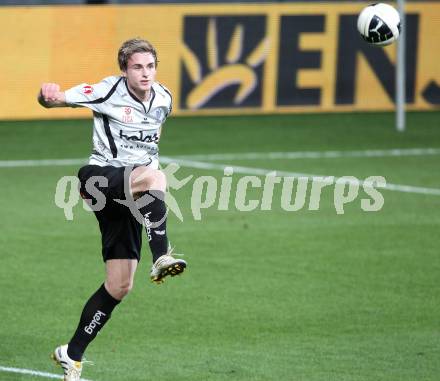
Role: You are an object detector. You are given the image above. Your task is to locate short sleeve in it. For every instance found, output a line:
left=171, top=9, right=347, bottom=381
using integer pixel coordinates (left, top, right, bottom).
left=65, top=76, right=122, bottom=113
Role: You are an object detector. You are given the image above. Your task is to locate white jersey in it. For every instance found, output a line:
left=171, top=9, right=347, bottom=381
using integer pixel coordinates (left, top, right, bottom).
left=65, top=75, right=172, bottom=167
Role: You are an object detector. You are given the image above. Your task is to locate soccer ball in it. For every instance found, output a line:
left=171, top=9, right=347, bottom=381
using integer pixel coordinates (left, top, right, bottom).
left=357, top=3, right=401, bottom=46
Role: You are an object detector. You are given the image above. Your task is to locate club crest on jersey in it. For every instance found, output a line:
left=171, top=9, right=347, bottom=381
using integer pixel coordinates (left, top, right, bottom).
left=154, top=108, right=165, bottom=121
left=82, top=85, right=93, bottom=95
left=152, top=108, right=165, bottom=122
left=122, top=107, right=134, bottom=123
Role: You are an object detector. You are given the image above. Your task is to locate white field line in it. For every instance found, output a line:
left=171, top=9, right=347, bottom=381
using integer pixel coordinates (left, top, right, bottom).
left=160, top=157, right=440, bottom=196
left=175, top=148, right=440, bottom=161
left=0, top=365, right=92, bottom=380
left=0, top=158, right=87, bottom=168
left=0, top=147, right=439, bottom=168
left=0, top=153, right=439, bottom=196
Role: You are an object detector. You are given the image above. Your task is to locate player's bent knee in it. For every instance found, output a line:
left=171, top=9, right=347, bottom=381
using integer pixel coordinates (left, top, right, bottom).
left=130, top=166, right=152, bottom=191
left=130, top=166, right=166, bottom=194
left=130, top=166, right=149, bottom=188
left=146, top=169, right=166, bottom=190
left=153, top=170, right=167, bottom=189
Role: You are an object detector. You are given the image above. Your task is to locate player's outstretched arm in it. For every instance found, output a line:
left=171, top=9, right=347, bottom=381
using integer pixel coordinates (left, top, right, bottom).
left=38, top=83, right=67, bottom=108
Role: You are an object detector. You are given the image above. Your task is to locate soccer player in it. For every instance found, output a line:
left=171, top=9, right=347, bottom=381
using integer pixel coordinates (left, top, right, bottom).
left=38, top=38, right=187, bottom=381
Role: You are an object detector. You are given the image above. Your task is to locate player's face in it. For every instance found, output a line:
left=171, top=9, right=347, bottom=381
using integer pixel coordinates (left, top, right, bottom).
left=124, top=52, right=157, bottom=98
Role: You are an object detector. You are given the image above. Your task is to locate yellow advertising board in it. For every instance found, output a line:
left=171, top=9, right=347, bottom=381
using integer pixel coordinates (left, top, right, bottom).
left=0, top=3, right=439, bottom=120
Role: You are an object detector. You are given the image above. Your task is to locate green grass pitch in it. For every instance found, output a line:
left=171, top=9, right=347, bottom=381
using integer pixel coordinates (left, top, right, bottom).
left=0, top=111, right=439, bottom=381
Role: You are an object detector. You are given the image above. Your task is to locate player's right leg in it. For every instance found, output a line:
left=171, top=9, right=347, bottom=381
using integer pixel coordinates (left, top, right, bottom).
left=52, top=279, right=122, bottom=381
left=52, top=165, right=141, bottom=380
left=104, top=258, right=138, bottom=300
left=52, top=261, right=135, bottom=381
left=63, top=259, right=138, bottom=360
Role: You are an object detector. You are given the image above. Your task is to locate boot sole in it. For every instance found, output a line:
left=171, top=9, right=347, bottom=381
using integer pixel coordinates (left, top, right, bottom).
left=151, top=262, right=186, bottom=284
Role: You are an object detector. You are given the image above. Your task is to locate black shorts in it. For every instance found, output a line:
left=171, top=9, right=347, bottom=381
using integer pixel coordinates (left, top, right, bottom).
left=78, top=165, right=143, bottom=262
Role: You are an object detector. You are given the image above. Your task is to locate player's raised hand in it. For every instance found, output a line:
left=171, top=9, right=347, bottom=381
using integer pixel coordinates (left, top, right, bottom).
left=40, top=83, right=61, bottom=101
left=38, top=83, right=66, bottom=108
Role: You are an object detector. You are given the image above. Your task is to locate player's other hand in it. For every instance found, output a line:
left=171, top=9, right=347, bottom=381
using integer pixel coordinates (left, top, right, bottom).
left=40, top=83, right=61, bottom=102
left=38, top=83, right=66, bottom=108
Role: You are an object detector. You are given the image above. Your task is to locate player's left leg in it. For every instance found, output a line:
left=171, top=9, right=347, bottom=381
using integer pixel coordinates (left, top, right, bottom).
left=130, top=166, right=186, bottom=283
left=131, top=166, right=168, bottom=261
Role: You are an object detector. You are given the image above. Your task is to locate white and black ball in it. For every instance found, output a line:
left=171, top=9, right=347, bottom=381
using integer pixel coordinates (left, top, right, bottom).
left=357, top=3, right=401, bottom=46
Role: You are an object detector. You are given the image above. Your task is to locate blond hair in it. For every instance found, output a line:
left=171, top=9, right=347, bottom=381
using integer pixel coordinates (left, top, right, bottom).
left=118, top=38, right=158, bottom=71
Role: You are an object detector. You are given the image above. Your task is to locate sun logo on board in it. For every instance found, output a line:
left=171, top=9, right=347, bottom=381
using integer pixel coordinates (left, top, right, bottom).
left=180, top=16, right=269, bottom=109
